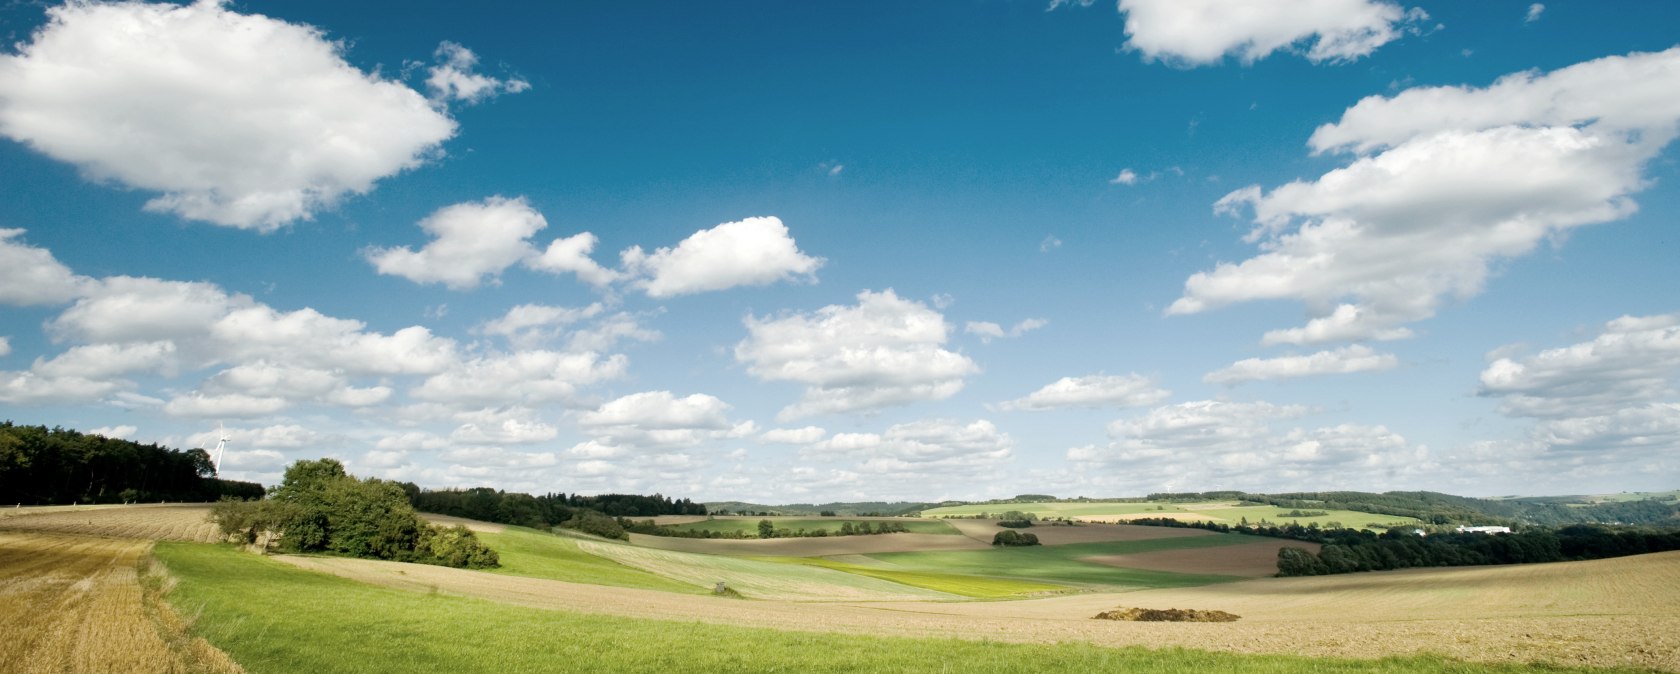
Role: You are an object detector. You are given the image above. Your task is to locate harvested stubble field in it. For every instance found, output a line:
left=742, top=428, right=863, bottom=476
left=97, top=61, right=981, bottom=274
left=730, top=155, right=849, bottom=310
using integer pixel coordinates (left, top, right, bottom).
left=0, top=503, right=222, bottom=542
left=273, top=548, right=1680, bottom=671
left=0, top=531, right=240, bottom=674
left=940, top=518, right=1218, bottom=545
left=926, top=501, right=1420, bottom=530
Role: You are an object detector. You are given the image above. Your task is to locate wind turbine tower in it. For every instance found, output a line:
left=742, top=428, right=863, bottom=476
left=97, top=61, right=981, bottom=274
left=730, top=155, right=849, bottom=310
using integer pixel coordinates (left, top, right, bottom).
left=212, top=423, right=229, bottom=476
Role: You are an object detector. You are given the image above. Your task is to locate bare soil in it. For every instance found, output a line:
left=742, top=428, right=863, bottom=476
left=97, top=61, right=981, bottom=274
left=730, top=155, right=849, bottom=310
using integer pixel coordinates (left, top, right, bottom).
left=417, top=513, right=507, bottom=533
left=1086, top=539, right=1322, bottom=577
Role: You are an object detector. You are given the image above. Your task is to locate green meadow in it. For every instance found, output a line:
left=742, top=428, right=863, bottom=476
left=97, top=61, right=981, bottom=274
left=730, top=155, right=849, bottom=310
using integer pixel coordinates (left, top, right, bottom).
left=152, top=542, right=1622, bottom=674
left=474, top=527, right=701, bottom=593
left=661, top=516, right=960, bottom=537
left=866, top=535, right=1253, bottom=589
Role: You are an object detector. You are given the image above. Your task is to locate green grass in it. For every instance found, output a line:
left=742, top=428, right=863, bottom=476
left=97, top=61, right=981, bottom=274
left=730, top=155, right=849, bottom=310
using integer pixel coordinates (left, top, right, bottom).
left=868, top=535, right=1255, bottom=590
left=572, top=539, right=957, bottom=600
left=759, top=556, right=1071, bottom=599
left=921, top=501, right=1418, bottom=530
left=661, top=517, right=959, bottom=537
left=153, top=542, right=1631, bottom=674
left=475, top=527, right=701, bottom=593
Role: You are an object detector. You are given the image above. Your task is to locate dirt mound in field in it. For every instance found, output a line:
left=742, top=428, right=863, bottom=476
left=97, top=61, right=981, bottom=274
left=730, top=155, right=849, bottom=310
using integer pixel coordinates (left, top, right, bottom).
left=1093, top=607, right=1241, bottom=622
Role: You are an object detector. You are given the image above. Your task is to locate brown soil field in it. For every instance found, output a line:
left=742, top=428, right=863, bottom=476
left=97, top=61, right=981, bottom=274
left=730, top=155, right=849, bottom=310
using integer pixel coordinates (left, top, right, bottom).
left=1087, top=539, right=1322, bottom=577
left=417, top=513, right=507, bottom=533
left=646, top=515, right=937, bottom=525
left=0, top=504, right=222, bottom=543
left=940, top=518, right=1216, bottom=545
left=0, top=531, right=241, bottom=673
left=278, top=550, right=1680, bottom=671
left=627, top=531, right=987, bottom=556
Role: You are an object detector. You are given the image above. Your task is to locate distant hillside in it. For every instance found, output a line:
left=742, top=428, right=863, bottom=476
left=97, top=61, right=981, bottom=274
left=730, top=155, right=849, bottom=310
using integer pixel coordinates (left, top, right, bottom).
left=1153, top=490, right=1680, bottom=527
left=705, top=501, right=932, bottom=517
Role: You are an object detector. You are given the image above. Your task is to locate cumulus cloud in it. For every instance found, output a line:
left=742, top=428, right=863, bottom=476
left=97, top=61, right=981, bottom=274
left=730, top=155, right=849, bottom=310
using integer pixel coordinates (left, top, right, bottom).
left=580, top=391, right=734, bottom=430
left=450, top=418, right=559, bottom=445
left=965, top=318, right=1048, bottom=344
left=1117, top=0, right=1425, bottom=66
left=736, top=289, right=978, bottom=419
left=88, top=425, right=137, bottom=440
left=1480, top=313, right=1680, bottom=421
left=0, top=337, right=9, bottom=357
left=477, top=302, right=604, bottom=346
left=425, top=41, right=529, bottom=104
left=760, top=426, right=828, bottom=444
left=366, top=197, right=547, bottom=289
left=0, top=0, right=455, bottom=230
left=623, top=217, right=823, bottom=298
left=1071, top=400, right=1420, bottom=492
left=996, top=374, right=1170, bottom=411
left=1110, top=168, right=1140, bottom=185
left=412, top=350, right=625, bottom=407
left=527, top=233, right=622, bottom=287
left=1524, top=4, right=1545, bottom=23
left=1205, top=345, right=1398, bottom=384
left=163, top=392, right=288, bottom=418
left=1172, top=48, right=1680, bottom=345
left=806, top=418, right=1014, bottom=477
left=0, top=229, right=88, bottom=305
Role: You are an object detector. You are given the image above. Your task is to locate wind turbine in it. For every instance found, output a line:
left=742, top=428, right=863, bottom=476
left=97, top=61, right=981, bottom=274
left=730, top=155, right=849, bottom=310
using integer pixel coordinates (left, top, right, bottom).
left=212, top=422, right=229, bottom=476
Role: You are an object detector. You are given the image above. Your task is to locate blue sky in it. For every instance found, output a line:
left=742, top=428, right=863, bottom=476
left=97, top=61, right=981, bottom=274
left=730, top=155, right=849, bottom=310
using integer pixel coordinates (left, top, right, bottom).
left=1, top=0, right=1677, bottom=502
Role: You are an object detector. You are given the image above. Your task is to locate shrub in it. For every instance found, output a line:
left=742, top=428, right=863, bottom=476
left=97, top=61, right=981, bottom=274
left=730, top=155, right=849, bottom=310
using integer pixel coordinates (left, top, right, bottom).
left=559, top=510, right=627, bottom=540
left=991, top=530, right=1040, bottom=546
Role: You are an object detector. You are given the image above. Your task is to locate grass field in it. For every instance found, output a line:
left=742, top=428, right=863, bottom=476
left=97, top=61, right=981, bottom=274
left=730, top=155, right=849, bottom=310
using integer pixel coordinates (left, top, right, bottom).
left=865, top=535, right=1254, bottom=589
left=474, top=527, right=702, bottom=593
left=573, top=539, right=960, bottom=600
left=153, top=541, right=1641, bottom=673
left=660, top=516, right=960, bottom=537
left=763, top=556, right=1072, bottom=598
left=0, top=532, right=239, bottom=673
left=922, top=501, right=1419, bottom=530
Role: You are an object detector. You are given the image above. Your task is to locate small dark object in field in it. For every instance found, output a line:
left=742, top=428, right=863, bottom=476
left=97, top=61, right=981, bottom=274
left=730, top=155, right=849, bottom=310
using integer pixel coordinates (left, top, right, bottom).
left=1092, top=607, right=1240, bottom=622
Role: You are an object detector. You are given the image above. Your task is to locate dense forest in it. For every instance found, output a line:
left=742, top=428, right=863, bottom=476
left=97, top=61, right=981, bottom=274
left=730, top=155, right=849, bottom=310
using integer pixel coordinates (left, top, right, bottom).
left=1125, top=517, right=1680, bottom=576
left=1144, top=490, right=1679, bottom=527
left=408, top=486, right=705, bottom=529
left=0, top=422, right=264, bottom=504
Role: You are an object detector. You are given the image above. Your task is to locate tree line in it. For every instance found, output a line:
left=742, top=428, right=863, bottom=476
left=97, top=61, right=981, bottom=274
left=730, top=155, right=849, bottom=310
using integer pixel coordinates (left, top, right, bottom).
left=0, top=422, right=263, bottom=505
left=1123, top=516, right=1680, bottom=576
left=404, top=486, right=705, bottom=530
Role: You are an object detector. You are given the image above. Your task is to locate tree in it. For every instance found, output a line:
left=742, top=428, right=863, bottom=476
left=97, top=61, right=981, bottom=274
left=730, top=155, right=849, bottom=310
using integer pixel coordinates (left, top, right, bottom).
left=758, top=519, right=775, bottom=539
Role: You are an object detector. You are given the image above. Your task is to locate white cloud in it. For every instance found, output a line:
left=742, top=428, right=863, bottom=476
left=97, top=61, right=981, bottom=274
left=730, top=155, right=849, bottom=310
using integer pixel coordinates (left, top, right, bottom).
left=451, top=418, right=559, bottom=445
left=1172, top=49, right=1680, bottom=344
left=965, top=318, right=1047, bottom=343
left=0, top=371, right=122, bottom=405
left=0, top=229, right=87, bottom=305
left=1480, top=313, right=1680, bottom=420
left=1110, top=168, right=1139, bottom=185
left=807, top=418, right=1014, bottom=477
left=366, top=196, right=547, bottom=289
left=1071, top=400, right=1420, bottom=492
left=527, top=232, right=622, bottom=287
left=565, top=312, right=662, bottom=353
left=33, top=341, right=177, bottom=380
left=0, top=337, right=9, bottom=357
left=580, top=391, right=733, bottom=430
left=736, top=289, right=978, bottom=419
left=996, top=374, right=1170, bottom=412
left=376, top=431, right=450, bottom=453
left=760, top=426, right=828, bottom=444
left=0, top=0, right=455, bottom=230
left=477, top=302, right=605, bottom=347
left=1205, top=345, right=1398, bottom=384
left=425, top=41, right=529, bottom=105
left=412, top=350, right=626, bottom=407
left=163, top=392, right=288, bottom=418
left=1117, top=0, right=1425, bottom=66
left=1524, top=4, right=1545, bottom=23
left=623, top=217, right=823, bottom=298
left=200, top=362, right=390, bottom=407
left=1039, top=235, right=1062, bottom=252
left=88, top=425, right=137, bottom=440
